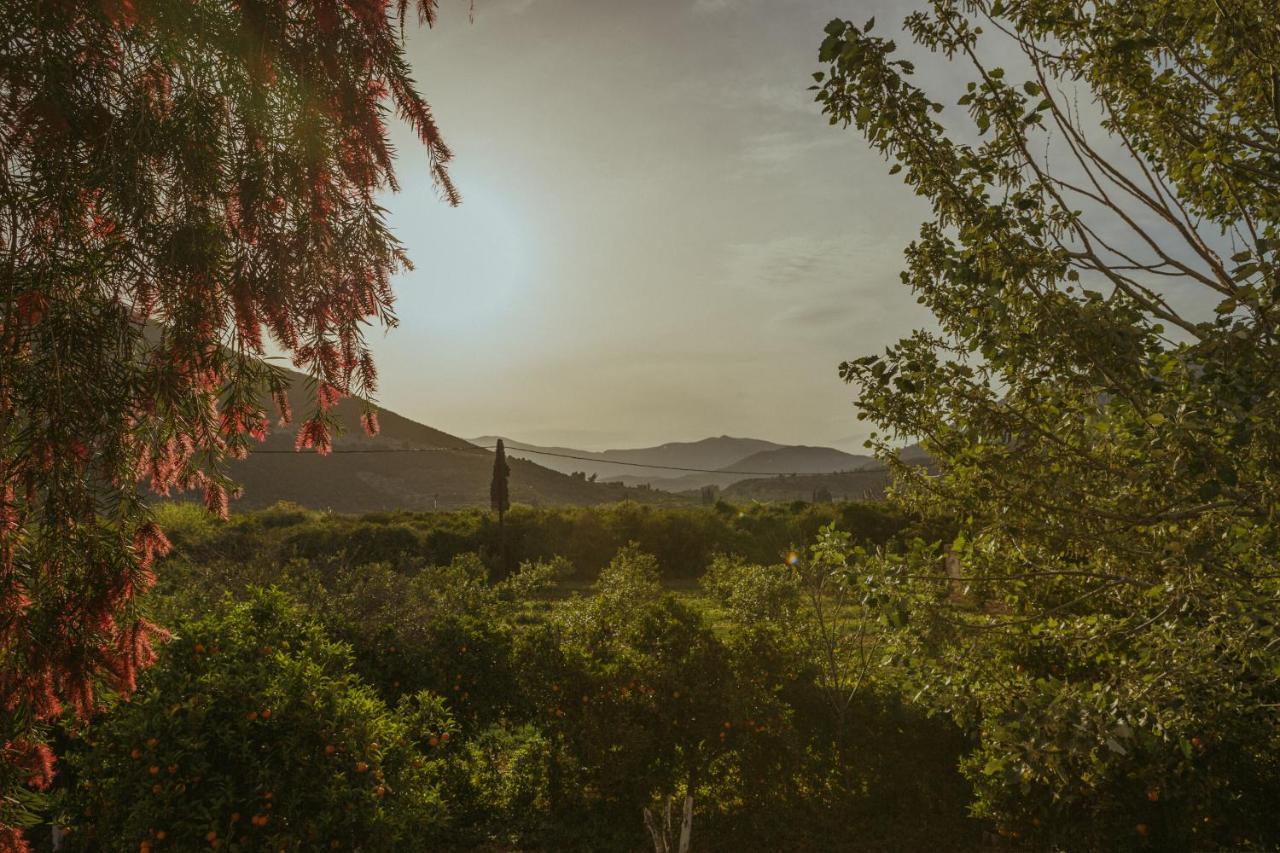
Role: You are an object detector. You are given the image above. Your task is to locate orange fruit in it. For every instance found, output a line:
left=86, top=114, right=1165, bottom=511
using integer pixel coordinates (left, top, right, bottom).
left=355, top=761, right=368, bottom=773
left=1136, top=824, right=1149, bottom=837
left=148, top=766, right=160, bottom=775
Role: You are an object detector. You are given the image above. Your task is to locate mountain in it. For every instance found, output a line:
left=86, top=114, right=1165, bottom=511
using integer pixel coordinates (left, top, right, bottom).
left=718, top=445, right=873, bottom=475
left=467, top=435, right=785, bottom=483
left=719, top=469, right=894, bottom=503
left=191, top=371, right=682, bottom=513
left=470, top=436, right=876, bottom=492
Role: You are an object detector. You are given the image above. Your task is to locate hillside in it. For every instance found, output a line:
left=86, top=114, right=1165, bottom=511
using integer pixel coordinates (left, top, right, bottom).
left=601, top=445, right=874, bottom=492
left=718, top=468, right=895, bottom=502
left=721, top=445, right=873, bottom=475
left=199, top=372, right=682, bottom=512
left=470, top=435, right=876, bottom=492
left=468, top=435, right=783, bottom=483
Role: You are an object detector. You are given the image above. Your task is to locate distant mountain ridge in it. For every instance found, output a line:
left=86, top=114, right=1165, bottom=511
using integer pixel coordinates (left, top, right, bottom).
left=176, top=368, right=923, bottom=510
left=720, top=445, right=873, bottom=475
left=196, top=370, right=681, bottom=512
left=470, top=436, right=875, bottom=492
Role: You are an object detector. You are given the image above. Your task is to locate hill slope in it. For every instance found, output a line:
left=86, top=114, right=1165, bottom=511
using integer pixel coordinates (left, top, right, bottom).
left=600, top=445, right=875, bottom=492
left=467, top=435, right=784, bottom=484
left=203, top=372, right=679, bottom=512
left=720, top=445, right=873, bottom=475
left=719, top=469, right=894, bottom=502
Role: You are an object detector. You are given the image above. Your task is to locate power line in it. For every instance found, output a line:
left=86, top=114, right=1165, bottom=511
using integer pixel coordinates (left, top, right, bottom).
left=483, top=445, right=873, bottom=477
left=244, top=443, right=879, bottom=478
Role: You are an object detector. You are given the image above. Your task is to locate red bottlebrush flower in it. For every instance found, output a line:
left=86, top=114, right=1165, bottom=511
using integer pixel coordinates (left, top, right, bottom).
left=203, top=482, right=229, bottom=518
left=361, top=411, right=380, bottom=437
left=14, top=292, right=46, bottom=326
left=247, top=412, right=269, bottom=442
left=294, top=418, right=332, bottom=456
left=358, top=350, right=378, bottom=393
left=272, top=389, right=293, bottom=426
left=62, top=670, right=96, bottom=720
left=132, top=521, right=171, bottom=569
left=0, top=821, right=34, bottom=852
left=100, top=0, right=137, bottom=28
left=29, top=670, right=62, bottom=721
left=317, top=382, right=342, bottom=412
left=315, top=0, right=340, bottom=34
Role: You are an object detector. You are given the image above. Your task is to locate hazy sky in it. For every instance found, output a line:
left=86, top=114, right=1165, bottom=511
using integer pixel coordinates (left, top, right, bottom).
left=370, top=0, right=935, bottom=451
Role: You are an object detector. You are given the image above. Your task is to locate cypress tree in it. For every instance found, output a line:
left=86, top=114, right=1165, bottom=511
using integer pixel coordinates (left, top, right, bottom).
left=491, top=439, right=511, bottom=575
left=491, top=439, right=511, bottom=520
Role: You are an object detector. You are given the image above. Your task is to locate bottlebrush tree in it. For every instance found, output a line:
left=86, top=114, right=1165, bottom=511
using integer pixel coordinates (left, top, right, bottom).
left=0, top=0, right=460, bottom=843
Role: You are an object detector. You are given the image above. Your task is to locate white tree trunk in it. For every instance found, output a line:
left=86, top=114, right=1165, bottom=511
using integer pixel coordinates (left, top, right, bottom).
left=678, top=793, right=694, bottom=853
left=645, top=794, right=694, bottom=853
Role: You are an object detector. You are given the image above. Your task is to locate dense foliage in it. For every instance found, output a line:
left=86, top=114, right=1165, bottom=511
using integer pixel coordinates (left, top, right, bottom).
left=0, top=0, right=457, bottom=842
left=155, top=499, right=918, bottom=581
left=35, top=510, right=973, bottom=851
left=64, top=592, right=449, bottom=851
left=814, top=1, right=1280, bottom=849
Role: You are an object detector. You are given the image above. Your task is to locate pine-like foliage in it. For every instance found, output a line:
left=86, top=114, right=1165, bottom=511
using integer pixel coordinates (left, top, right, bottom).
left=0, top=0, right=458, bottom=842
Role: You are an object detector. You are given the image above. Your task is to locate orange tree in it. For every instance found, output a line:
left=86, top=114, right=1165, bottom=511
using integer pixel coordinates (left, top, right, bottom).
left=63, top=590, right=452, bottom=851
left=0, top=0, right=458, bottom=843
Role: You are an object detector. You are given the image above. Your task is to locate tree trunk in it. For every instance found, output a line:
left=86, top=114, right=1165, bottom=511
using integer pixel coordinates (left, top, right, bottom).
left=678, top=793, right=693, bottom=853
left=644, top=793, right=694, bottom=853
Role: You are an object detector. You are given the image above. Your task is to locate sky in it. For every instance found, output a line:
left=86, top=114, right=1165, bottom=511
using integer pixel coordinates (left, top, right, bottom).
left=370, top=0, right=939, bottom=451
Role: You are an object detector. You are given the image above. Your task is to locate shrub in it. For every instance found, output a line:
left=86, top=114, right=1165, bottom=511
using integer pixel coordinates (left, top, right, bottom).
left=451, top=723, right=581, bottom=846
left=63, top=590, right=448, bottom=852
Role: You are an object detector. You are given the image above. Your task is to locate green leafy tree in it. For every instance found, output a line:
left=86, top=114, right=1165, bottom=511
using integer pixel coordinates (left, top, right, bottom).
left=529, top=546, right=740, bottom=850
left=816, top=1, right=1280, bottom=848
left=0, top=0, right=460, bottom=840
left=63, top=590, right=450, bottom=852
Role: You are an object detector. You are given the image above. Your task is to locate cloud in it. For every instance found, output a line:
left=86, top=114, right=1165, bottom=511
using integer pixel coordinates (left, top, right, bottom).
left=691, top=0, right=738, bottom=12
left=722, top=234, right=909, bottom=330
left=739, top=130, right=842, bottom=172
